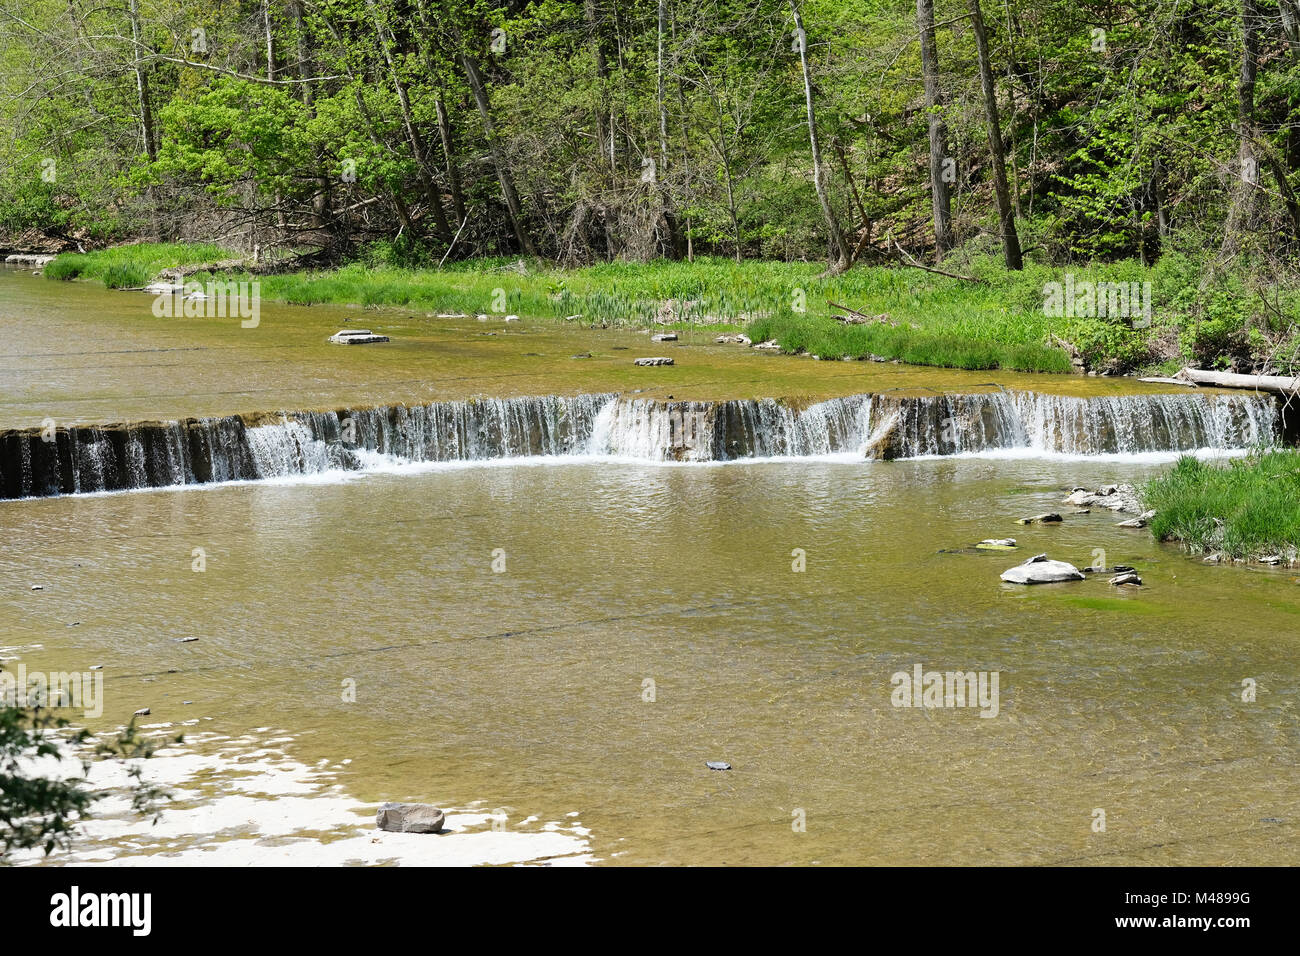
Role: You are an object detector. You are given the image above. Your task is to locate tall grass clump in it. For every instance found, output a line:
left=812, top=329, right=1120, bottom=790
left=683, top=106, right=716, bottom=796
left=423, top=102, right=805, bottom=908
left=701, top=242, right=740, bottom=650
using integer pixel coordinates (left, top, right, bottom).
left=1145, top=451, right=1300, bottom=559
left=44, top=242, right=235, bottom=288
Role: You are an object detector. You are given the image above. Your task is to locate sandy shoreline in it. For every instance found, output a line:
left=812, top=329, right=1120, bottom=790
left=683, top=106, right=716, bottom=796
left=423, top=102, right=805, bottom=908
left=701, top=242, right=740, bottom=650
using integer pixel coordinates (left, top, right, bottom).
left=15, top=729, right=595, bottom=867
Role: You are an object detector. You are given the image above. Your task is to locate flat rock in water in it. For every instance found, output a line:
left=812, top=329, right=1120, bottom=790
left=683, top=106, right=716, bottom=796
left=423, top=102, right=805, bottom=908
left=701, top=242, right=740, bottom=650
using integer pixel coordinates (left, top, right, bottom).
left=329, top=329, right=389, bottom=345
left=1018, top=513, right=1063, bottom=524
left=133, top=707, right=150, bottom=717
left=751, top=339, right=781, bottom=351
left=1116, top=517, right=1147, bottom=528
left=634, top=356, right=674, bottom=366
left=1000, top=554, right=1085, bottom=585
left=651, top=332, right=678, bottom=342
left=706, top=761, right=731, bottom=771
left=1111, top=572, right=1143, bottom=586
left=375, top=802, right=445, bottom=833
left=978, top=538, right=1017, bottom=549
left=714, top=333, right=751, bottom=345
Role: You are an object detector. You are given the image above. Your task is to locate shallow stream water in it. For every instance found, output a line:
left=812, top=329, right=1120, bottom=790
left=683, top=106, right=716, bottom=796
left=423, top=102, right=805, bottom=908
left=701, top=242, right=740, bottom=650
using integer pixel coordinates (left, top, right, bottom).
left=2, top=266, right=1297, bottom=865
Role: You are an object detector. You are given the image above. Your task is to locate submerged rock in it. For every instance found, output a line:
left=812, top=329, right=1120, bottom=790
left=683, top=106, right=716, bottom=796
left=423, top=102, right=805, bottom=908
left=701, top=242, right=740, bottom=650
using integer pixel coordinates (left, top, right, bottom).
left=1000, top=554, right=1085, bottom=584
left=1018, top=513, right=1063, bottom=524
left=863, top=412, right=904, bottom=461
left=634, top=356, right=674, bottom=366
left=1116, top=517, right=1147, bottom=528
left=375, top=802, right=445, bottom=834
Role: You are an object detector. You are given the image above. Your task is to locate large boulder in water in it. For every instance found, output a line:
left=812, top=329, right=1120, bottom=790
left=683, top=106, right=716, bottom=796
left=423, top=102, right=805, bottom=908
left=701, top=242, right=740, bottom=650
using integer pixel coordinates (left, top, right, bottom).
left=863, top=412, right=904, bottom=461
left=1000, top=553, right=1085, bottom=584
left=375, top=802, right=445, bottom=833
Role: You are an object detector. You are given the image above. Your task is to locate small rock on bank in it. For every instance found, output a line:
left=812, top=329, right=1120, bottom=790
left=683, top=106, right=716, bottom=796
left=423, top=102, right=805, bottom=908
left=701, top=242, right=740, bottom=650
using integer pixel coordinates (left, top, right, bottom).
left=376, top=802, right=446, bottom=834
left=634, top=356, right=674, bottom=366
left=1000, top=554, right=1085, bottom=584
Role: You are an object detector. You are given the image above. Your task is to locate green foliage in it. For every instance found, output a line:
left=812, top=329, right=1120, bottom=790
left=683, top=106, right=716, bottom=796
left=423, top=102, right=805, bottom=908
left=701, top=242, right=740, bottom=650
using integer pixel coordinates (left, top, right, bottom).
left=1, top=681, right=179, bottom=863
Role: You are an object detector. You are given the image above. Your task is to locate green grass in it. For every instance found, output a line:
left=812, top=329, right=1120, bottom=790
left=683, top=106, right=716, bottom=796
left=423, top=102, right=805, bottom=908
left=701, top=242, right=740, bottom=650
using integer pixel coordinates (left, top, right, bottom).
left=1144, top=452, right=1300, bottom=560
left=43, top=243, right=1212, bottom=374
left=43, top=242, right=232, bottom=287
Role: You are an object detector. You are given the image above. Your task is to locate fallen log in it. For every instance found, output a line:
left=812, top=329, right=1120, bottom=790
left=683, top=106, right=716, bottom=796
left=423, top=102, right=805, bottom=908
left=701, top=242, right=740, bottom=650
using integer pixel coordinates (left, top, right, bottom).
left=827, top=300, right=892, bottom=325
left=1138, top=376, right=1198, bottom=387
left=1175, top=367, right=1300, bottom=395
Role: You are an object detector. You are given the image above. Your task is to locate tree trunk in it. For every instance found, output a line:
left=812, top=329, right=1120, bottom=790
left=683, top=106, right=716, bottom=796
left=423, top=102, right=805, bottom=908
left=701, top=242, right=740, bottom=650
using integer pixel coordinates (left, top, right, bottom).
left=968, top=0, right=1022, bottom=269
left=127, top=0, right=156, bottom=162
left=289, top=0, right=331, bottom=235
left=461, top=52, right=539, bottom=256
left=410, top=0, right=467, bottom=229
left=791, top=1, right=849, bottom=274
left=656, top=0, right=680, bottom=256
left=583, top=0, right=612, bottom=171
left=916, top=0, right=952, bottom=258
left=1222, top=0, right=1261, bottom=255
left=367, top=0, right=453, bottom=245
left=435, top=95, right=467, bottom=226
left=263, top=1, right=276, bottom=80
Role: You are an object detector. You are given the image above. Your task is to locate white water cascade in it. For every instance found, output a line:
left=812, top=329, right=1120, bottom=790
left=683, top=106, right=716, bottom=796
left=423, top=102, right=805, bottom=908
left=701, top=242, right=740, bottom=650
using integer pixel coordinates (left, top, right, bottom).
left=0, top=389, right=1280, bottom=498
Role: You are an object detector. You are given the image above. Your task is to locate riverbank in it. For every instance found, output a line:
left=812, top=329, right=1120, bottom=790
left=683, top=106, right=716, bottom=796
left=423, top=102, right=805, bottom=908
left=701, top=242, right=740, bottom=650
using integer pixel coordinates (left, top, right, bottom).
left=1145, top=451, right=1300, bottom=564
left=39, top=243, right=1283, bottom=377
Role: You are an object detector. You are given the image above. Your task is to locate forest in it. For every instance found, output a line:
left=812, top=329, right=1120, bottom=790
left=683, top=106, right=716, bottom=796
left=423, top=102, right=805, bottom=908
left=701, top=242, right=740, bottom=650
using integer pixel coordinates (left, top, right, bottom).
left=3, top=1, right=1300, bottom=371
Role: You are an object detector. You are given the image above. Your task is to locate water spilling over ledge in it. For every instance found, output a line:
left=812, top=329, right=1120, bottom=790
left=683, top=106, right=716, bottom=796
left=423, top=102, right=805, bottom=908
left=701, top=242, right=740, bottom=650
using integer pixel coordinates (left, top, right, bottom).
left=0, top=389, right=1281, bottom=499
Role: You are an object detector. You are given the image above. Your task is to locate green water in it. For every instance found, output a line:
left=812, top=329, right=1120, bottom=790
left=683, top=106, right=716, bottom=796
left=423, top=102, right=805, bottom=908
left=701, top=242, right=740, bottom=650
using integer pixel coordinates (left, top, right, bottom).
left=3, top=457, right=1297, bottom=865
left=3, top=264, right=1296, bottom=865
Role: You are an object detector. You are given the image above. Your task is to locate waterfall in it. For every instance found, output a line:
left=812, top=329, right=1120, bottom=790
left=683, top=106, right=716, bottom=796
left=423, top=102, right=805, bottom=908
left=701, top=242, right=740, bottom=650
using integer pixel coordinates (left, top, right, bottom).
left=859, top=390, right=1278, bottom=459
left=0, top=389, right=1280, bottom=499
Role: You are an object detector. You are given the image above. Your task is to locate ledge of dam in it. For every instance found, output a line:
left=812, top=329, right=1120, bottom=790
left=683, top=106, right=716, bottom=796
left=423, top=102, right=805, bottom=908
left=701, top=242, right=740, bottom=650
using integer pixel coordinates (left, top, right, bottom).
left=0, top=388, right=1283, bottom=499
